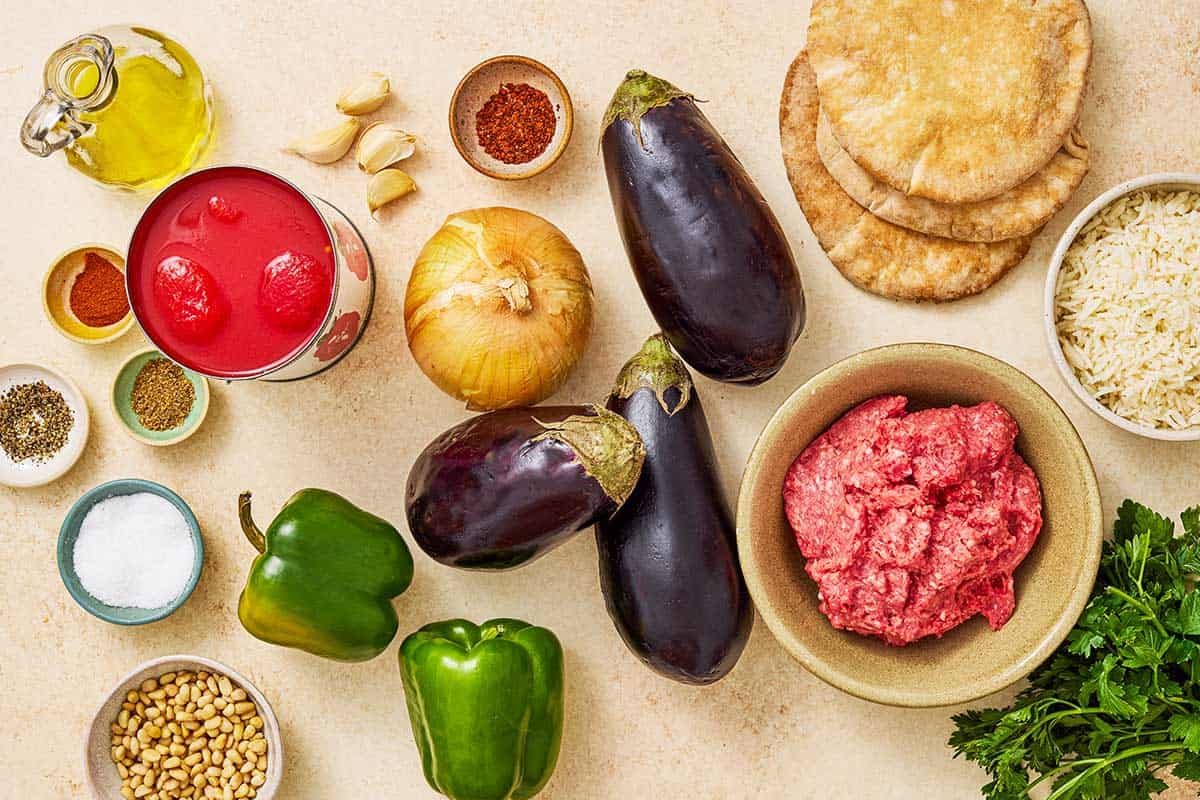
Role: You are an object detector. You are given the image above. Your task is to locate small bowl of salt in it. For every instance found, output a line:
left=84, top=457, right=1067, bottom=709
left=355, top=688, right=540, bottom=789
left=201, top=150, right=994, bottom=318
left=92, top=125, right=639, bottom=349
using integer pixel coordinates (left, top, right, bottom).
left=58, top=479, right=204, bottom=625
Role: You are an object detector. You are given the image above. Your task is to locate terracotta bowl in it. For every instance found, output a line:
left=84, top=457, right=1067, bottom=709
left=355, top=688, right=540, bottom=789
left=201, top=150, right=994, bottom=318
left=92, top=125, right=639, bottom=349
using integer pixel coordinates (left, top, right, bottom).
left=449, top=55, right=573, bottom=180
left=86, top=655, right=282, bottom=800
left=737, top=343, right=1103, bottom=707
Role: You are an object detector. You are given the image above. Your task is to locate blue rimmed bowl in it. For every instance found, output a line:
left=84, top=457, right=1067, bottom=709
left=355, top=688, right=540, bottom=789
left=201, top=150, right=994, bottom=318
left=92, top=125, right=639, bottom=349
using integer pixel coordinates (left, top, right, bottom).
left=57, top=479, right=204, bottom=625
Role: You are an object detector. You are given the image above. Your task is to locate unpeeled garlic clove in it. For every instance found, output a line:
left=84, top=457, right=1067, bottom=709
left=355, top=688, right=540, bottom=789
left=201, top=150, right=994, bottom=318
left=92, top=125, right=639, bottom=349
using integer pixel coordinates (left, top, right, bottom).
left=368, top=168, right=417, bottom=218
left=337, top=72, right=391, bottom=115
left=284, top=117, right=360, bottom=164
left=357, top=123, right=417, bottom=173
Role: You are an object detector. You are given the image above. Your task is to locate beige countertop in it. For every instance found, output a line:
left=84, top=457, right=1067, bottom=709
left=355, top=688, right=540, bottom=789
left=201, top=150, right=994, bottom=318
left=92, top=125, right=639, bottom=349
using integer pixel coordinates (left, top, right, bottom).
left=3, top=1, right=1200, bottom=797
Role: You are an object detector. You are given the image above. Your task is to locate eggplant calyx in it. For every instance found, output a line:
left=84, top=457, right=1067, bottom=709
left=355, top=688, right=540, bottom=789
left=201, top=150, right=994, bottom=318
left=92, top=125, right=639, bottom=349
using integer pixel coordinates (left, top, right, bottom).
left=534, top=405, right=645, bottom=507
left=601, top=69, right=693, bottom=148
left=611, top=333, right=693, bottom=416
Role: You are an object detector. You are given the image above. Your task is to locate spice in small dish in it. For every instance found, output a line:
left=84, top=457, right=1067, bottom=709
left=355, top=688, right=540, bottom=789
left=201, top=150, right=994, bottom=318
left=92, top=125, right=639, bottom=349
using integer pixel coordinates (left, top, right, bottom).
left=475, top=82, right=556, bottom=164
left=108, top=668, right=270, bottom=800
left=0, top=380, right=74, bottom=463
left=1055, top=189, right=1200, bottom=430
left=73, top=492, right=196, bottom=608
left=69, top=251, right=129, bottom=328
left=131, top=357, right=195, bottom=431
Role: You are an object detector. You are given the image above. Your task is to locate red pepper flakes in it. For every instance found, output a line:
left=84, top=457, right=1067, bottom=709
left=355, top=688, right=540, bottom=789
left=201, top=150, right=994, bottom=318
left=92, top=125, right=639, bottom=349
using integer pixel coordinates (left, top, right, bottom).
left=475, top=82, right=557, bottom=165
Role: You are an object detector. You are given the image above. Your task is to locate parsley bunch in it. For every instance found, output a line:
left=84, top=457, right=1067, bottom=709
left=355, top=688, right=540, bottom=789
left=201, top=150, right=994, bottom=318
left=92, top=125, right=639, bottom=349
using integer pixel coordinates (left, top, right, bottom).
left=951, top=500, right=1200, bottom=800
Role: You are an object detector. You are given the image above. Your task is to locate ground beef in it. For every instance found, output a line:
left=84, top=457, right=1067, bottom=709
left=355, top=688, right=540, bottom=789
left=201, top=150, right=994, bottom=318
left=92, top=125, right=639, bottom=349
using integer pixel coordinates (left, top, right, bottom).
left=782, top=395, right=1043, bottom=646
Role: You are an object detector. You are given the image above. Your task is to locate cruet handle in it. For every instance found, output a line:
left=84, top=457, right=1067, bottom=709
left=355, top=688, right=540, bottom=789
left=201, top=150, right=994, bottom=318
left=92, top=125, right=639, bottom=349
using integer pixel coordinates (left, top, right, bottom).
left=19, top=33, right=115, bottom=158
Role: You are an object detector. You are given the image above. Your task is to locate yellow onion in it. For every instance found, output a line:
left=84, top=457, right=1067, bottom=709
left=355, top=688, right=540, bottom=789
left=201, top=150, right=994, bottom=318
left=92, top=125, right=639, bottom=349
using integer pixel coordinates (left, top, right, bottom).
left=405, top=207, right=594, bottom=410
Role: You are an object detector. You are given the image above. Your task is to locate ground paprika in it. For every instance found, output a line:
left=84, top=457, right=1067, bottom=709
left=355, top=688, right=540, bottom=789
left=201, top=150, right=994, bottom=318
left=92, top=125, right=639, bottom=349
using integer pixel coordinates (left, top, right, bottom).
left=475, top=82, right=557, bottom=165
left=69, top=251, right=129, bottom=327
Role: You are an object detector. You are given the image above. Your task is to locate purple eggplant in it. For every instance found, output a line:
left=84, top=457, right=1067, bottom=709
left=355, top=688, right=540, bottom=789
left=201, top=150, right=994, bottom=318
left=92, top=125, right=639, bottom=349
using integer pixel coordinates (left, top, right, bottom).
left=405, top=406, right=644, bottom=570
left=596, top=335, right=752, bottom=684
left=601, top=70, right=805, bottom=385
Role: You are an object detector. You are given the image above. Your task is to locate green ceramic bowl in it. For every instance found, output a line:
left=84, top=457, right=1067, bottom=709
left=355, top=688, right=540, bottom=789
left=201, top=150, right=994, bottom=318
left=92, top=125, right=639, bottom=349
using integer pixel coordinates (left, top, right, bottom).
left=112, top=347, right=209, bottom=446
left=58, top=479, right=204, bottom=625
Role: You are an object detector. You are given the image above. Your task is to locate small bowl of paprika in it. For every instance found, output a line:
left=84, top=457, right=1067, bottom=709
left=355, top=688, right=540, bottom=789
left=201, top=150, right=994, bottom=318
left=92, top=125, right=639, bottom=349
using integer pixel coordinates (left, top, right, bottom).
left=450, top=55, right=573, bottom=180
left=43, top=243, right=134, bottom=344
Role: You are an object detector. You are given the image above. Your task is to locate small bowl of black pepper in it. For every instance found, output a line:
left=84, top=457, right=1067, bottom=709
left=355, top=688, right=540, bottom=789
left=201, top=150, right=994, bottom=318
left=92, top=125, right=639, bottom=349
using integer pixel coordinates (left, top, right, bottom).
left=111, top=347, right=209, bottom=446
left=0, top=362, right=90, bottom=487
left=450, top=55, right=573, bottom=180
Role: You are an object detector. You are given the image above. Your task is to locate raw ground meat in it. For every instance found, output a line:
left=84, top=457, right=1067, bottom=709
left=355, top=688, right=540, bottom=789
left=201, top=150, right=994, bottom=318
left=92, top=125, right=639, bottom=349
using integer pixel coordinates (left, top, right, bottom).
left=782, top=395, right=1043, bottom=646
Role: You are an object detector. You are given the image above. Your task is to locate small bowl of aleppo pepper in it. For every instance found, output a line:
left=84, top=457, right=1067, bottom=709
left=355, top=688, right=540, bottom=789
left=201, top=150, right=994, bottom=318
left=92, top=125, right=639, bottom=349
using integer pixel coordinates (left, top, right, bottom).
left=736, top=343, right=1104, bottom=707
left=112, top=347, right=210, bottom=446
left=449, top=55, right=573, bottom=180
left=43, top=243, right=135, bottom=345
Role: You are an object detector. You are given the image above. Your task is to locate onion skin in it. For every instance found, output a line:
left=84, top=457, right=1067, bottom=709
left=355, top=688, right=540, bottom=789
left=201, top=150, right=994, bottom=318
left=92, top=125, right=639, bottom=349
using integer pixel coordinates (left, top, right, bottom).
left=601, top=71, right=805, bottom=384
left=596, top=335, right=752, bottom=684
left=405, top=406, right=644, bottom=570
left=405, top=207, right=594, bottom=410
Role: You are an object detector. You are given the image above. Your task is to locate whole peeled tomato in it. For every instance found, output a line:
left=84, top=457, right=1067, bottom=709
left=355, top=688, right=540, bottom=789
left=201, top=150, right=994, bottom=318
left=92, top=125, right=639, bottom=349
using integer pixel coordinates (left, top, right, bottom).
left=259, top=251, right=333, bottom=331
left=153, top=256, right=228, bottom=342
left=404, top=207, right=594, bottom=411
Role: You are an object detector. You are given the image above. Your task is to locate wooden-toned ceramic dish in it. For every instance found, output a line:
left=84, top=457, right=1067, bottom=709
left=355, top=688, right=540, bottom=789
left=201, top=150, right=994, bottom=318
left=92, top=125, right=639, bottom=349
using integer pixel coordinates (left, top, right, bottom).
left=1043, top=172, right=1200, bottom=442
left=0, top=362, right=90, bottom=488
left=42, top=243, right=134, bottom=344
left=111, top=347, right=210, bottom=446
left=736, top=343, right=1103, bottom=707
left=449, top=55, right=573, bottom=180
left=85, top=655, right=282, bottom=800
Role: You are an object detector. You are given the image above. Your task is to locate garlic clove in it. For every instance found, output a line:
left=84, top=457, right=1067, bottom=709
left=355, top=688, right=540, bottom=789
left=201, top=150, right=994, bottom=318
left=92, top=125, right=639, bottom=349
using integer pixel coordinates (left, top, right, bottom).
left=357, top=123, right=418, bottom=173
left=368, top=168, right=418, bottom=218
left=284, top=117, right=361, bottom=164
left=337, top=72, right=391, bottom=115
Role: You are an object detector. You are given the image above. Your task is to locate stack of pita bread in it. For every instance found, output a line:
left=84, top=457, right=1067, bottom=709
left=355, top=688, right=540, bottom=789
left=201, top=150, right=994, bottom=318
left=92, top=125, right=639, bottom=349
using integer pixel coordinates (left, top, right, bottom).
left=780, top=0, right=1093, bottom=301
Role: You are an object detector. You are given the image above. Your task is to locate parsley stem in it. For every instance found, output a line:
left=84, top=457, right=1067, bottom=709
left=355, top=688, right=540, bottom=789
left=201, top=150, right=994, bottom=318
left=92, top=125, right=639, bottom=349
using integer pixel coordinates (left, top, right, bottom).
left=1105, top=586, right=1169, bottom=638
left=1044, top=743, right=1185, bottom=800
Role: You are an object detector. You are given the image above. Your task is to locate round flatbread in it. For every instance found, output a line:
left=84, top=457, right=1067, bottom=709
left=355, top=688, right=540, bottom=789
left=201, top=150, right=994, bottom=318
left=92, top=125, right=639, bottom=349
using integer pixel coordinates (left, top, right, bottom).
left=807, top=0, right=1092, bottom=204
left=780, top=51, right=1034, bottom=302
left=816, top=113, right=1089, bottom=242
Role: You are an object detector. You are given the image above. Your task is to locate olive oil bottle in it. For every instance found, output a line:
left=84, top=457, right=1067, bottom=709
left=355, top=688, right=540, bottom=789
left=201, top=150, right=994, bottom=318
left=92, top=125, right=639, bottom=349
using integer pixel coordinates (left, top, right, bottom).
left=21, top=26, right=214, bottom=191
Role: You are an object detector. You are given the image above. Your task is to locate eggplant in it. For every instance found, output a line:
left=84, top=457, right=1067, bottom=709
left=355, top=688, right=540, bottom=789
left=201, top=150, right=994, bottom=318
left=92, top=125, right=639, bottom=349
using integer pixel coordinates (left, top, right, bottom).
left=596, top=335, right=752, bottom=684
left=601, top=70, right=805, bottom=385
left=405, top=406, right=644, bottom=570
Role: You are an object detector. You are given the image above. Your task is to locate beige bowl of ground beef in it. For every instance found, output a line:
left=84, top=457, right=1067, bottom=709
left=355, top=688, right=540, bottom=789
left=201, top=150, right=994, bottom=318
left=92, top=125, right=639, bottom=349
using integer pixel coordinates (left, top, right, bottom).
left=736, top=343, right=1103, bottom=707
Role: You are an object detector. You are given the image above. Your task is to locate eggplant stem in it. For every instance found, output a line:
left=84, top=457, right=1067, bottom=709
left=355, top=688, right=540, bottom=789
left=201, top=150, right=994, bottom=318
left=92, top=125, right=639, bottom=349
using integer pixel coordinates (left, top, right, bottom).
left=611, top=333, right=693, bottom=415
left=238, top=492, right=267, bottom=554
left=534, top=406, right=645, bottom=507
left=601, top=69, right=694, bottom=148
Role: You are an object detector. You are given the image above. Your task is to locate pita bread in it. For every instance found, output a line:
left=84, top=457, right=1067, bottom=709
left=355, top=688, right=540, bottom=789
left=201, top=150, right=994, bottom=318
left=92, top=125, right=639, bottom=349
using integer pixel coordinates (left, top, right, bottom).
left=780, top=51, right=1034, bottom=302
left=816, top=113, right=1089, bottom=242
left=808, top=0, right=1092, bottom=204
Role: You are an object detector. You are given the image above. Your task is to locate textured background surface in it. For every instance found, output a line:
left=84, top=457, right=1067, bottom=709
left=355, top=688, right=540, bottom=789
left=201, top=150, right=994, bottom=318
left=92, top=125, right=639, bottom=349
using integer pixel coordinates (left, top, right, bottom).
left=2, top=2, right=1199, bottom=797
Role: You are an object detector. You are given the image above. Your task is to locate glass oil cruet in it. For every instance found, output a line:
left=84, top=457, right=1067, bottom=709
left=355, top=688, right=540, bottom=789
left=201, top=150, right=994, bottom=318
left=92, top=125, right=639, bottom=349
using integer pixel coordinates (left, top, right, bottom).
left=20, top=26, right=215, bottom=191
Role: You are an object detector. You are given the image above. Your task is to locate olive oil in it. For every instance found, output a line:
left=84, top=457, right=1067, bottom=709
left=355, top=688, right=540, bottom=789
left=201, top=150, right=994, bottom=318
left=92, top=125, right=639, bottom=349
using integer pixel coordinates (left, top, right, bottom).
left=21, top=26, right=214, bottom=191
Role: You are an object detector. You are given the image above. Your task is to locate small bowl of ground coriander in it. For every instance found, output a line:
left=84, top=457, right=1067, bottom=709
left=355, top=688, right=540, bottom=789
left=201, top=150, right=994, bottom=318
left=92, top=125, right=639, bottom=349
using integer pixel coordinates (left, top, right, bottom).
left=450, top=55, right=573, bottom=180
left=112, top=348, right=209, bottom=446
left=43, top=243, right=134, bottom=344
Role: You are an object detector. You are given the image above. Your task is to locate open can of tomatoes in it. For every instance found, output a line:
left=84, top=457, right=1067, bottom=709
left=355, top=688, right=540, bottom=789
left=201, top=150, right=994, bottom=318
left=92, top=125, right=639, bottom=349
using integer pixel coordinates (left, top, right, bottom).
left=125, top=165, right=374, bottom=382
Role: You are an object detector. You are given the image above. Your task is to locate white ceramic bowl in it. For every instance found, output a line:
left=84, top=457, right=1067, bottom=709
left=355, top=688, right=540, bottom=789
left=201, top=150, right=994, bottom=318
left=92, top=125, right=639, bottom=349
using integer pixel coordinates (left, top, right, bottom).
left=0, top=362, right=89, bottom=487
left=1043, top=171, right=1200, bottom=442
left=85, top=655, right=283, bottom=800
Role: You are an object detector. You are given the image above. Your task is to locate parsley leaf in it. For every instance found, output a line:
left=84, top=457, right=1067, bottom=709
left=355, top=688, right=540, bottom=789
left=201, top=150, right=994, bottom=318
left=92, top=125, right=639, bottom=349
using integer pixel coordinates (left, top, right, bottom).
left=950, top=501, right=1200, bottom=800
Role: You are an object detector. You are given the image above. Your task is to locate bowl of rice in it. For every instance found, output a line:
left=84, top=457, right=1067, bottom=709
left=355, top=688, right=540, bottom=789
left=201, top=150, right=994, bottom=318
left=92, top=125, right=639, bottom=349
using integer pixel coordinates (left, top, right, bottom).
left=1045, top=172, right=1200, bottom=441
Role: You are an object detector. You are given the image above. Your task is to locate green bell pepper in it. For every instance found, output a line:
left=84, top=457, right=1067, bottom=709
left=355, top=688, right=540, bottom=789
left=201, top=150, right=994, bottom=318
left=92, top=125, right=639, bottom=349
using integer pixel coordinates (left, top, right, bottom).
left=399, top=619, right=564, bottom=800
left=237, top=489, right=413, bottom=662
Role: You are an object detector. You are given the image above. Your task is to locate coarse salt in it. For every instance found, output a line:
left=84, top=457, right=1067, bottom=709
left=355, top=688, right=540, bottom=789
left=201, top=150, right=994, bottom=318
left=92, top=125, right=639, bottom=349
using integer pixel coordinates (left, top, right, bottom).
left=73, top=492, right=196, bottom=608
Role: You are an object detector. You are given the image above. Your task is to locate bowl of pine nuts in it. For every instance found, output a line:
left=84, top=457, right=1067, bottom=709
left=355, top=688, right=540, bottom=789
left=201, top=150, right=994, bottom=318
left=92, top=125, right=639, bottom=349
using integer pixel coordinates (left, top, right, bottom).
left=86, top=655, right=282, bottom=800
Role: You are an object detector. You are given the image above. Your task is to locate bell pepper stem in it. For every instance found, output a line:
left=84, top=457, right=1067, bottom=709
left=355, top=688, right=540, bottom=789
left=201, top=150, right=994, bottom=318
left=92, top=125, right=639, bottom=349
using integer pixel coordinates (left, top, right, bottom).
left=238, top=491, right=267, bottom=554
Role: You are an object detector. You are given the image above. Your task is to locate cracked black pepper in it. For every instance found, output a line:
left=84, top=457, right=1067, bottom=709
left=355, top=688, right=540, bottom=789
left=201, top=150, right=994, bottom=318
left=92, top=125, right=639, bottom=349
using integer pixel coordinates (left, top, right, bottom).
left=0, top=380, right=74, bottom=463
